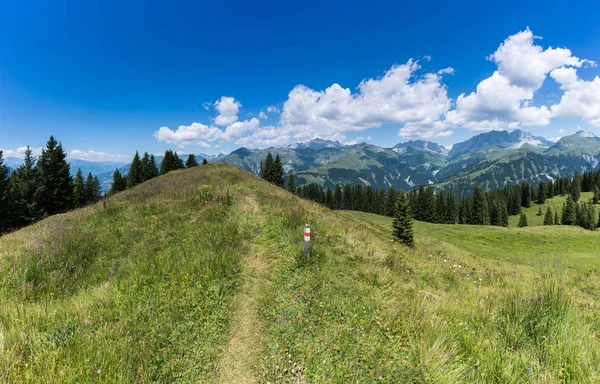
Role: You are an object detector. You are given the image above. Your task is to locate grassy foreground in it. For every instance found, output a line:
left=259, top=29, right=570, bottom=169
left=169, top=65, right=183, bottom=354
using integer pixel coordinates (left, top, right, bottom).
left=2, top=164, right=600, bottom=383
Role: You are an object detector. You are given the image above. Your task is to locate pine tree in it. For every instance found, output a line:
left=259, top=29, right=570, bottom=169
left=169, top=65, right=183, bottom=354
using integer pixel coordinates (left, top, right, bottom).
left=537, top=181, right=546, bottom=204
left=127, top=151, right=144, bottom=187
left=140, top=152, right=152, bottom=181
left=472, top=186, right=489, bottom=225
left=0, top=151, right=11, bottom=232
left=333, top=184, right=342, bottom=209
left=287, top=171, right=296, bottom=193
left=160, top=150, right=174, bottom=174
left=561, top=196, right=576, bottom=225
left=73, top=169, right=86, bottom=207
left=518, top=212, right=528, bottom=227
left=537, top=206, right=543, bottom=216
left=343, top=184, right=353, bottom=210
left=272, top=154, right=285, bottom=187
left=262, top=153, right=274, bottom=182
left=84, top=172, right=101, bottom=204
left=10, top=146, right=38, bottom=225
left=554, top=210, right=560, bottom=225
left=148, top=155, right=159, bottom=179
left=445, top=192, right=458, bottom=224
left=173, top=152, right=185, bottom=170
left=202, top=158, right=208, bottom=165
left=521, top=183, right=532, bottom=208
left=499, top=200, right=509, bottom=227
left=392, top=191, right=414, bottom=247
left=34, top=136, right=74, bottom=217
left=386, top=187, right=397, bottom=217
left=544, top=206, right=553, bottom=225
left=185, top=154, right=198, bottom=168
left=110, top=168, right=127, bottom=194
left=571, top=174, right=581, bottom=202
left=435, top=192, right=446, bottom=223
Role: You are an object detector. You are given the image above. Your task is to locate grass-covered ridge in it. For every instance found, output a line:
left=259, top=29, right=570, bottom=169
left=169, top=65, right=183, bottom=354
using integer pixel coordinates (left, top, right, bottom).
left=2, top=164, right=600, bottom=382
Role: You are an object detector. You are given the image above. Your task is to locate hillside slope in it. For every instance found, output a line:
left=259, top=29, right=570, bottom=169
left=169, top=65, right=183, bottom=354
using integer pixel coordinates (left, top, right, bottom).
left=2, top=164, right=600, bottom=382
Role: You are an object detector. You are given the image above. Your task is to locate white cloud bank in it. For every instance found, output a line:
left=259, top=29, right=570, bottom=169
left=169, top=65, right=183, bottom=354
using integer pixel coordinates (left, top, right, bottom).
left=2, top=147, right=130, bottom=162
left=154, top=28, right=599, bottom=148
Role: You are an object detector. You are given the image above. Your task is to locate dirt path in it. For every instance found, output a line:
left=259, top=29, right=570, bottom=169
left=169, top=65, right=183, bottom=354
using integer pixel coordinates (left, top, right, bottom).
left=217, top=196, right=269, bottom=383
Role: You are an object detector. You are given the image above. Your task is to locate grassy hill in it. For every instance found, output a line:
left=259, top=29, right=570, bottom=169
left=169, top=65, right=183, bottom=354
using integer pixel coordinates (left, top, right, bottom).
left=507, top=192, right=597, bottom=227
left=2, top=164, right=600, bottom=382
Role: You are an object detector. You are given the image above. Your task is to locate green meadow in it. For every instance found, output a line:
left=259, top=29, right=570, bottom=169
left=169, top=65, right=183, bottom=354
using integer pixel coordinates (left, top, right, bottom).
left=2, top=164, right=600, bottom=383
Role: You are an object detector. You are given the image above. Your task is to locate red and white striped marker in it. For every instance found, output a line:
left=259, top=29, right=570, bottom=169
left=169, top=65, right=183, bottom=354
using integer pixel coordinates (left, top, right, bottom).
left=304, top=225, right=311, bottom=242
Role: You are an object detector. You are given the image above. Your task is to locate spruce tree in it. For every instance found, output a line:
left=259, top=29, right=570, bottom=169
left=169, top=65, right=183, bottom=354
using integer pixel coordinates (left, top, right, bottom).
left=537, top=181, right=546, bottom=204
left=472, top=186, right=489, bottom=225
left=544, top=206, right=553, bottom=225
left=537, top=206, right=543, bottom=216
left=392, top=191, right=414, bottom=247
left=33, top=136, right=73, bottom=216
left=518, top=212, right=528, bottom=227
left=343, top=184, right=353, bottom=210
left=110, top=168, right=127, bottom=194
left=386, top=187, right=397, bottom=217
left=521, top=183, right=532, bottom=208
left=333, top=184, right=342, bottom=209
left=554, top=210, right=560, bottom=225
left=186, top=154, right=198, bottom=168
left=378, top=188, right=387, bottom=215
left=10, top=146, right=38, bottom=225
left=262, top=153, right=274, bottom=182
left=73, top=169, right=86, bottom=207
left=85, top=172, right=101, bottom=204
left=173, top=152, right=185, bottom=170
left=160, top=150, right=174, bottom=174
left=571, top=174, right=581, bottom=202
left=445, top=192, right=458, bottom=224
left=127, top=151, right=144, bottom=187
left=0, top=151, right=11, bottom=232
left=561, top=196, right=576, bottom=225
left=272, top=154, right=285, bottom=187
left=499, top=200, right=509, bottom=227
left=148, top=155, right=159, bottom=179
left=593, top=186, right=600, bottom=205
left=287, top=171, right=296, bottom=193
left=141, top=152, right=152, bottom=181
left=202, top=158, right=208, bottom=165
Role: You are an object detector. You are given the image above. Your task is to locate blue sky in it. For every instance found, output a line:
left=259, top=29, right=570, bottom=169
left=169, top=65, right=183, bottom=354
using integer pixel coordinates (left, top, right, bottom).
left=1, top=0, right=600, bottom=161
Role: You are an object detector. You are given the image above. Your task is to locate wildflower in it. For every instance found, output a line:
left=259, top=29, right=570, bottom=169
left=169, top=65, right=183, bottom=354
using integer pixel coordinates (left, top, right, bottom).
left=443, top=259, right=447, bottom=263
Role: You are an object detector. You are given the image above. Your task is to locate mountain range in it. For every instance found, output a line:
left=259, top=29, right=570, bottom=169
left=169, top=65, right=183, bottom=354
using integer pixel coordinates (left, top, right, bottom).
left=6, top=129, right=600, bottom=194
left=214, top=129, right=600, bottom=195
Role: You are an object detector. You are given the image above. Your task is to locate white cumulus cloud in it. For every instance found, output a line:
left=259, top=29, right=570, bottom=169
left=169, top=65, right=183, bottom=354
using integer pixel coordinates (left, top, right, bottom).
left=550, top=67, right=600, bottom=126
left=214, top=96, right=241, bottom=126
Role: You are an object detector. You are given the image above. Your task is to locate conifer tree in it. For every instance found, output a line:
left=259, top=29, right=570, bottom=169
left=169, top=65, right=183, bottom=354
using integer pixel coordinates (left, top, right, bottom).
left=343, top=184, right=353, bottom=210
left=140, top=152, right=152, bottom=181
left=499, top=200, right=509, bottom=227
left=521, top=183, right=532, bottom=208
left=148, top=155, right=159, bottom=179
left=594, top=185, right=600, bottom=204
left=554, top=210, right=560, bottom=225
left=73, top=169, right=86, bottom=207
left=561, top=196, right=576, bottom=225
left=571, top=174, right=581, bottom=202
left=518, top=212, right=528, bottom=227
left=185, top=154, right=198, bottom=168
left=544, top=206, right=553, bottom=225
left=34, top=136, right=73, bottom=216
left=378, top=188, right=387, bottom=215
left=435, top=192, right=446, bottom=223
left=392, top=191, right=414, bottom=247
left=0, top=151, right=11, bottom=232
left=445, top=192, right=458, bottom=224
left=10, top=146, right=38, bottom=225
left=472, top=186, right=489, bottom=225
left=287, top=171, right=296, bottom=193
left=202, top=158, right=208, bottom=165
left=537, top=181, right=546, bottom=204
left=173, top=152, right=185, bottom=170
left=110, top=168, right=127, bottom=194
left=537, top=206, right=543, bottom=216
left=333, top=184, right=343, bottom=209
left=85, top=172, right=101, bottom=204
left=272, top=154, right=285, bottom=187
left=127, top=151, right=145, bottom=187
left=386, top=187, right=397, bottom=217
left=262, top=152, right=274, bottom=182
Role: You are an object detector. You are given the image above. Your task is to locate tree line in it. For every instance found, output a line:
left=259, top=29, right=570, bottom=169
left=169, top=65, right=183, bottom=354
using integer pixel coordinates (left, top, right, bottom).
left=258, top=152, right=600, bottom=232
left=0, top=136, right=102, bottom=233
left=109, top=150, right=208, bottom=194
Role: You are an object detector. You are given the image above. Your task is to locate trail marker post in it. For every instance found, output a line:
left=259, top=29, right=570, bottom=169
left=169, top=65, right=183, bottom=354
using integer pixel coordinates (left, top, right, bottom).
left=304, top=224, right=310, bottom=260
